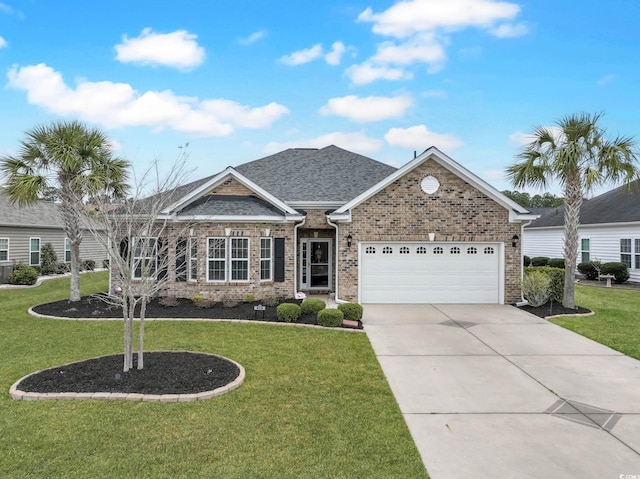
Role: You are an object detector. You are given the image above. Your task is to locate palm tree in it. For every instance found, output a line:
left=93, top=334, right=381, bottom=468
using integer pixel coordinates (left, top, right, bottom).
left=1, top=120, right=129, bottom=301
left=507, top=112, right=638, bottom=308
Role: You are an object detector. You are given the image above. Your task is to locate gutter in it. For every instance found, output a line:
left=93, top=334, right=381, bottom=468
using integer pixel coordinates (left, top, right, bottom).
left=326, top=216, right=347, bottom=304
left=293, top=215, right=306, bottom=297
left=516, top=219, right=534, bottom=306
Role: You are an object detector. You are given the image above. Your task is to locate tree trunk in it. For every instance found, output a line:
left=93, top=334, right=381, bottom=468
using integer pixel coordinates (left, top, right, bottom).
left=562, top=176, right=583, bottom=309
left=69, top=240, right=81, bottom=302
left=59, top=187, right=84, bottom=302
left=122, top=297, right=131, bottom=372
left=137, top=299, right=146, bottom=370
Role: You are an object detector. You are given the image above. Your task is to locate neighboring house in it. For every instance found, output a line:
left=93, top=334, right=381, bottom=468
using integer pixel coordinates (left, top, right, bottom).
left=523, top=180, right=640, bottom=283
left=0, top=191, right=108, bottom=281
left=123, top=145, right=534, bottom=304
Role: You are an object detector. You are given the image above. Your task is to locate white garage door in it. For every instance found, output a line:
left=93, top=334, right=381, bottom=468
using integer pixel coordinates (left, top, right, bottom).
left=360, top=242, right=501, bottom=304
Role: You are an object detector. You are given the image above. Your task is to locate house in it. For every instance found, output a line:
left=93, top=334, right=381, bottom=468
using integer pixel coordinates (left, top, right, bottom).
left=523, top=180, right=640, bottom=282
left=0, top=190, right=108, bottom=282
left=134, top=145, right=534, bottom=304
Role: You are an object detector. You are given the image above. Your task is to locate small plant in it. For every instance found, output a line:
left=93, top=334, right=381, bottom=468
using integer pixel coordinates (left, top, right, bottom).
left=523, top=255, right=531, bottom=267
left=8, top=263, right=38, bottom=285
left=159, top=296, right=179, bottom=307
left=277, top=303, right=301, bottom=322
left=81, top=260, right=96, bottom=271
left=521, top=270, right=551, bottom=307
left=300, top=298, right=326, bottom=315
left=243, top=294, right=256, bottom=303
left=338, top=303, right=363, bottom=321
left=102, top=259, right=110, bottom=269
left=56, top=262, right=70, bottom=274
left=40, top=242, right=59, bottom=276
left=262, top=295, right=279, bottom=307
left=600, top=262, right=630, bottom=284
left=530, top=256, right=550, bottom=267
left=192, top=295, right=203, bottom=304
left=192, top=295, right=215, bottom=308
left=547, top=258, right=565, bottom=269
left=317, top=308, right=344, bottom=328
left=222, top=298, right=239, bottom=308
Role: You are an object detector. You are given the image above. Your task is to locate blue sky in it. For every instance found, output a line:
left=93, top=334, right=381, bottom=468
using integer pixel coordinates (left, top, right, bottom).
left=1, top=0, right=638, bottom=195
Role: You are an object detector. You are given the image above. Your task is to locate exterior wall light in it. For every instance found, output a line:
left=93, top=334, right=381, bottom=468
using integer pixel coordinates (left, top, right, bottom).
left=511, top=234, right=520, bottom=248
left=346, top=234, right=353, bottom=248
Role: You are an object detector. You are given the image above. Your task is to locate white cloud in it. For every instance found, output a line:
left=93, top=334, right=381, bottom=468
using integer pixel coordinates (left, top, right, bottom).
left=384, top=124, right=464, bottom=151
left=508, top=126, right=563, bottom=147
left=325, top=41, right=346, bottom=65
left=0, top=2, right=23, bottom=18
left=345, top=62, right=413, bottom=85
left=115, top=28, right=205, bottom=70
left=278, top=44, right=323, bottom=66
left=597, top=74, right=617, bottom=86
left=0, top=36, right=7, bottom=48
left=7, top=63, right=289, bottom=137
left=239, top=30, right=266, bottom=45
left=320, top=95, right=413, bottom=122
left=372, top=33, right=446, bottom=66
left=489, top=22, right=529, bottom=38
left=264, top=131, right=383, bottom=155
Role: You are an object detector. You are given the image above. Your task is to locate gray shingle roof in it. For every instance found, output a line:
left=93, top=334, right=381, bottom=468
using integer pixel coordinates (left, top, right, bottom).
left=527, top=180, right=640, bottom=228
left=234, top=145, right=397, bottom=203
left=0, top=190, right=64, bottom=228
left=178, top=195, right=286, bottom=217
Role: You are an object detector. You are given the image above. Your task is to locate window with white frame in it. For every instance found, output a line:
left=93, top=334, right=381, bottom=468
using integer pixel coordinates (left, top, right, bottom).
left=231, top=237, right=249, bottom=281
left=581, top=238, right=590, bottom=264
left=133, top=237, right=158, bottom=279
left=0, top=238, right=8, bottom=261
left=29, top=238, right=40, bottom=266
left=620, top=239, right=632, bottom=268
left=260, top=237, right=272, bottom=281
left=189, top=237, right=198, bottom=281
left=207, top=237, right=226, bottom=281
left=635, top=239, right=640, bottom=270
left=64, top=238, right=72, bottom=263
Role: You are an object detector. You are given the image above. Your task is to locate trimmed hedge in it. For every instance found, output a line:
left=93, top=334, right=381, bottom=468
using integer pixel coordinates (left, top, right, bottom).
left=525, top=266, right=564, bottom=303
left=300, top=298, right=326, bottom=315
left=600, top=262, right=630, bottom=284
left=338, top=303, right=363, bottom=321
left=523, top=255, right=531, bottom=267
left=317, top=308, right=344, bottom=328
left=8, top=263, right=38, bottom=285
left=530, top=256, right=550, bottom=267
left=547, top=258, right=565, bottom=269
left=577, top=261, right=600, bottom=280
left=81, top=260, right=96, bottom=271
left=521, top=270, right=550, bottom=307
left=276, top=303, right=301, bottom=323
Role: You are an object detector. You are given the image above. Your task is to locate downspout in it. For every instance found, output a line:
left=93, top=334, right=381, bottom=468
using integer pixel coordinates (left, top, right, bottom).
left=293, top=215, right=306, bottom=296
left=326, top=216, right=346, bottom=303
left=515, top=220, right=533, bottom=306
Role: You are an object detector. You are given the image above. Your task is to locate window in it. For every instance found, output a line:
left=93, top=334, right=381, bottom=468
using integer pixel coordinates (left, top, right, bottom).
left=189, top=237, right=198, bottom=281
left=29, top=238, right=40, bottom=266
left=484, top=247, right=495, bottom=254
left=467, top=247, right=477, bottom=254
left=636, top=239, right=640, bottom=270
left=231, top=238, right=249, bottom=281
left=260, top=237, right=272, bottom=281
left=64, top=238, right=71, bottom=263
left=621, top=239, right=632, bottom=268
left=0, top=238, right=8, bottom=261
left=365, top=246, right=376, bottom=254
left=416, top=246, right=427, bottom=254
left=434, top=247, right=443, bottom=254
left=207, top=238, right=226, bottom=281
left=133, top=237, right=158, bottom=279
left=450, top=247, right=460, bottom=254
left=382, top=246, right=392, bottom=254
left=399, top=246, right=410, bottom=254
left=581, top=238, right=590, bottom=264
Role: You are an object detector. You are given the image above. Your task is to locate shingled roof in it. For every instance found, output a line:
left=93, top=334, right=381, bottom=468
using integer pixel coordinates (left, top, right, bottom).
left=527, top=180, right=640, bottom=228
left=177, top=195, right=287, bottom=217
left=0, top=190, right=64, bottom=228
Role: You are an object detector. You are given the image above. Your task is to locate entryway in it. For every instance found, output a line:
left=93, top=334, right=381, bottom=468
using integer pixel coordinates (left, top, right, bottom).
left=299, top=238, right=332, bottom=290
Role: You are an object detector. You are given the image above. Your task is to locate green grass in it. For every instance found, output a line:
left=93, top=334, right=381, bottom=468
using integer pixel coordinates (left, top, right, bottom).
left=0, top=272, right=427, bottom=479
left=551, top=284, right=640, bottom=360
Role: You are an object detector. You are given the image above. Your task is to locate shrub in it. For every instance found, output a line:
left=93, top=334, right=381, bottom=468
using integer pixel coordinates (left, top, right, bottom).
left=262, top=295, right=279, bottom=307
left=81, top=260, right=96, bottom=271
left=57, top=262, right=70, bottom=274
left=521, top=270, right=550, bottom=307
left=528, top=266, right=564, bottom=303
left=276, top=303, right=301, bottom=322
left=530, top=256, right=550, bottom=267
left=317, top=308, right=344, bottom=328
left=8, top=263, right=38, bottom=285
left=547, top=258, right=565, bottom=269
left=300, top=298, right=326, bottom=315
left=40, top=242, right=59, bottom=275
left=243, top=294, right=256, bottom=303
left=159, top=296, right=179, bottom=307
left=577, top=261, right=600, bottom=280
left=523, top=255, right=531, bottom=267
left=338, top=302, right=363, bottom=321
left=102, top=259, right=110, bottom=269
left=222, top=298, right=239, bottom=308
left=600, top=262, right=630, bottom=284
left=192, top=296, right=216, bottom=308
left=31, top=265, right=42, bottom=275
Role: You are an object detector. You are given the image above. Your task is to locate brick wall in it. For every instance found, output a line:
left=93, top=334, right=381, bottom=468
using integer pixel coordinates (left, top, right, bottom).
left=336, top=159, right=522, bottom=303
left=205, top=178, right=257, bottom=197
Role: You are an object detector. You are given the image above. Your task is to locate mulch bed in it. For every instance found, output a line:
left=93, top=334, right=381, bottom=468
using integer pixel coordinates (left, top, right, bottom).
left=518, top=301, right=592, bottom=319
left=15, top=351, right=240, bottom=395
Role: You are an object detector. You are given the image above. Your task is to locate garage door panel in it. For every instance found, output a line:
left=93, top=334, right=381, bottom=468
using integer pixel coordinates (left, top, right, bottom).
left=360, top=242, right=500, bottom=304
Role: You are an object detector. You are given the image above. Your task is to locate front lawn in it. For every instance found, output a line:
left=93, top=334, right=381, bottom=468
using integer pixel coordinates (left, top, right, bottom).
left=551, top=284, right=640, bottom=360
left=0, top=273, right=428, bottom=479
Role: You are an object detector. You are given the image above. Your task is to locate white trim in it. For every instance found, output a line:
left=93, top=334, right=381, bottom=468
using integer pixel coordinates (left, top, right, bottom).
left=29, top=237, right=41, bottom=266
left=0, top=237, right=9, bottom=262
left=188, top=237, right=198, bottom=282
left=162, top=167, right=300, bottom=216
left=259, top=237, right=273, bottom=282
left=132, top=237, right=159, bottom=280
left=64, top=237, right=71, bottom=263
left=330, top=147, right=531, bottom=221
left=162, top=214, right=304, bottom=222
left=528, top=220, right=640, bottom=231
left=299, top=238, right=332, bottom=290
left=230, top=237, right=250, bottom=282
left=287, top=201, right=345, bottom=209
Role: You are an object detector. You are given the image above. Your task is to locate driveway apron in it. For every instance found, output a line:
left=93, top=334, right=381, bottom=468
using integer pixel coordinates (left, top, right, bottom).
left=364, top=304, right=640, bottom=479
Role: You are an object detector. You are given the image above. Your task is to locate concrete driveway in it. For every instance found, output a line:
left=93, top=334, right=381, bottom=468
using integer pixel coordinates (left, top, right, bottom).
left=364, top=304, right=640, bottom=479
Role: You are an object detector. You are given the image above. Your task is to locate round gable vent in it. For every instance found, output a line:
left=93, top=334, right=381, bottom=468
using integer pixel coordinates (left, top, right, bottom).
left=421, top=175, right=440, bottom=194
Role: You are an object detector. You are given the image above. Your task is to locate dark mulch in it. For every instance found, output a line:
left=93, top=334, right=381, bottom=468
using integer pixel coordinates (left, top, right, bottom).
left=33, top=294, right=321, bottom=325
left=518, top=301, right=592, bottom=319
left=16, top=351, right=240, bottom=395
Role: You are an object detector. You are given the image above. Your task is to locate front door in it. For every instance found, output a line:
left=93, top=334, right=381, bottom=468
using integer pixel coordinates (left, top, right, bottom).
left=300, top=239, right=332, bottom=290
